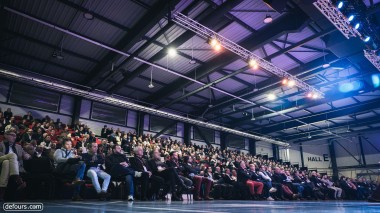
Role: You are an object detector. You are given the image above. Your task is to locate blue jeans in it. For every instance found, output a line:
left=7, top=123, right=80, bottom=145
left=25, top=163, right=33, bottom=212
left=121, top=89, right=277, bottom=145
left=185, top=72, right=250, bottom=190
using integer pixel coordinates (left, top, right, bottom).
left=87, top=168, right=111, bottom=193
left=74, top=163, right=86, bottom=195
left=125, top=174, right=134, bottom=196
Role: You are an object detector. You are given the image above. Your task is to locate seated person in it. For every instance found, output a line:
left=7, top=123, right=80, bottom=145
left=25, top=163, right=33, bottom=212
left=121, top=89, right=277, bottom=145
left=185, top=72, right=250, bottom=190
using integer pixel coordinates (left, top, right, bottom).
left=53, top=139, right=86, bottom=201
left=182, top=155, right=213, bottom=201
left=0, top=129, right=30, bottom=201
left=22, top=111, right=34, bottom=122
left=237, top=161, right=264, bottom=200
left=105, top=144, right=136, bottom=201
left=82, top=142, right=111, bottom=201
left=130, top=146, right=164, bottom=201
left=21, top=128, right=33, bottom=145
left=148, top=148, right=190, bottom=201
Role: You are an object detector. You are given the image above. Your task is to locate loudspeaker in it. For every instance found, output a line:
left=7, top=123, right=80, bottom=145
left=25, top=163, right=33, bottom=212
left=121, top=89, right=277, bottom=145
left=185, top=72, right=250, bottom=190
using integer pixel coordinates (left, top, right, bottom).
left=263, top=0, right=288, bottom=13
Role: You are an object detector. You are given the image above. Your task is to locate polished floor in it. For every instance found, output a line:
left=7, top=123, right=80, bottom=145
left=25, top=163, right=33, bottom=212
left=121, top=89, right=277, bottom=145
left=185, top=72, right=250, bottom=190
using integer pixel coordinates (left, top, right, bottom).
left=15, top=200, right=380, bottom=213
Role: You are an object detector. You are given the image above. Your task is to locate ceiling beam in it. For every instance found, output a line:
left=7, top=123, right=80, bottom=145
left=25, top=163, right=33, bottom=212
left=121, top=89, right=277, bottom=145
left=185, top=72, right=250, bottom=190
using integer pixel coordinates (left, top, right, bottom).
left=3, top=29, right=99, bottom=64
left=200, top=53, right=340, bottom=118
left=259, top=97, right=380, bottom=134
left=224, top=68, right=372, bottom=127
left=282, top=117, right=380, bottom=141
left=83, top=0, right=175, bottom=86
left=0, top=47, right=87, bottom=77
left=57, top=0, right=131, bottom=32
left=107, top=0, right=243, bottom=94
left=144, top=8, right=310, bottom=105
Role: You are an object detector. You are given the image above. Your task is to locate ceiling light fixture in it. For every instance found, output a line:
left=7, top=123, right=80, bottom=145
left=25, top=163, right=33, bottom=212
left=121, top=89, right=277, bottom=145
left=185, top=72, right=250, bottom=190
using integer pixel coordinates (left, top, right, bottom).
left=148, top=66, right=154, bottom=89
left=354, top=23, right=360, bottom=30
left=263, top=14, right=273, bottom=24
left=248, top=58, right=259, bottom=69
left=363, top=36, right=371, bottom=42
left=337, top=1, right=344, bottom=9
left=83, top=11, right=94, bottom=20
left=267, top=93, right=276, bottom=100
left=168, top=47, right=177, bottom=57
left=348, top=15, right=355, bottom=22
left=251, top=109, right=255, bottom=121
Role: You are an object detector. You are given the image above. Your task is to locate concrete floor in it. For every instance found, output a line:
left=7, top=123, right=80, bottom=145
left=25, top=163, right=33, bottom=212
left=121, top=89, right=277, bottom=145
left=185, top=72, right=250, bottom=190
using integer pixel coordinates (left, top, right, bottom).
left=15, top=200, right=380, bottom=213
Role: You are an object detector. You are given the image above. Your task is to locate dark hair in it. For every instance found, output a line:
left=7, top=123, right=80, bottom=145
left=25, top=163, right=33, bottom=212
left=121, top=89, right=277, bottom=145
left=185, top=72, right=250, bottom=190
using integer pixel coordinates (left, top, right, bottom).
left=62, top=138, right=72, bottom=146
left=169, top=151, right=177, bottom=156
left=183, top=155, right=190, bottom=163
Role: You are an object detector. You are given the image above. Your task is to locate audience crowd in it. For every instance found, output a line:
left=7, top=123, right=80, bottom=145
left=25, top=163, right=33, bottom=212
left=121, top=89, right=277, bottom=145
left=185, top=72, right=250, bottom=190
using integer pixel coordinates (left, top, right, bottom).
left=0, top=107, right=379, bottom=202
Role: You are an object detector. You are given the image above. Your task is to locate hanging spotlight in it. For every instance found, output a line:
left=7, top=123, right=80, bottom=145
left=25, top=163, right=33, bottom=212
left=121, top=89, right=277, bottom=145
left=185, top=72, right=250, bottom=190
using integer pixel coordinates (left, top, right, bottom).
left=56, top=52, right=64, bottom=60
left=348, top=15, right=354, bottom=22
left=337, top=1, right=344, bottom=9
left=248, top=58, right=259, bottom=69
left=282, top=78, right=288, bottom=85
left=322, top=63, right=330, bottom=68
left=189, top=58, right=197, bottom=64
left=354, top=23, right=360, bottom=30
left=307, top=92, right=313, bottom=98
left=267, top=93, right=276, bottom=100
left=83, top=11, right=94, bottom=20
left=214, top=43, right=222, bottom=52
left=312, top=93, right=319, bottom=99
left=208, top=38, right=218, bottom=47
left=363, top=36, right=371, bottom=42
left=307, top=132, right=312, bottom=139
left=288, top=80, right=296, bottom=87
left=263, top=14, right=273, bottom=24
left=148, top=67, right=154, bottom=89
left=168, top=47, right=177, bottom=57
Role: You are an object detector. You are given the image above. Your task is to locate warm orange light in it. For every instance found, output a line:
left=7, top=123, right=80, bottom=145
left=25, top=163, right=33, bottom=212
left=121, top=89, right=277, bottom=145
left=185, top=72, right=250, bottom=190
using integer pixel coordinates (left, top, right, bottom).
left=214, top=43, right=222, bottom=51
left=282, top=79, right=288, bottom=85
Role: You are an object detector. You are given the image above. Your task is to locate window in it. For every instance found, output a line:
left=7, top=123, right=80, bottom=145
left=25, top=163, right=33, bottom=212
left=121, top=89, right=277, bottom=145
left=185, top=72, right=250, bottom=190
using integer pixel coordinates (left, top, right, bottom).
left=9, top=83, right=60, bottom=112
left=227, top=134, right=246, bottom=149
left=193, top=126, right=214, bottom=143
left=150, top=116, right=177, bottom=135
left=91, top=102, right=127, bottom=125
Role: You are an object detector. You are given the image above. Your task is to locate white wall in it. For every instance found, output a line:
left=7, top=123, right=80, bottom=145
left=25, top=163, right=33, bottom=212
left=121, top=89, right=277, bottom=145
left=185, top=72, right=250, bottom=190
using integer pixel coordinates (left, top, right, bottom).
left=288, top=143, right=302, bottom=165
left=302, top=140, right=331, bottom=169
left=256, top=141, right=273, bottom=157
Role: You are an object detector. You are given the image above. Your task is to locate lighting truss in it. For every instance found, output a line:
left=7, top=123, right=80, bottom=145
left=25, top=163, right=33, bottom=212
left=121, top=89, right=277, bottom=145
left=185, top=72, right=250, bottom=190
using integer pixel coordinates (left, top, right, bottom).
left=313, top=0, right=361, bottom=39
left=364, top=49, right=380, bottom=72
left=172, top=12, right=324, bottom=98
left=0, top=68, right=289, bottom=147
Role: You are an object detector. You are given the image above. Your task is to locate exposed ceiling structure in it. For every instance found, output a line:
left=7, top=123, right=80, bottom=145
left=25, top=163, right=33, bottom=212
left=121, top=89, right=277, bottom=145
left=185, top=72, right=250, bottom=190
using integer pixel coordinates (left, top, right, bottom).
left=1, top=0, right=380, bottom=144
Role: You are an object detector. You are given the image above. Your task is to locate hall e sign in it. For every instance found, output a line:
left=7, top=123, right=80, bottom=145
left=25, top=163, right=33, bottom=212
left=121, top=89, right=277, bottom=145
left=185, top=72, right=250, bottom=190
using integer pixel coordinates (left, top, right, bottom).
left=307, top=154, right=329, bottom=162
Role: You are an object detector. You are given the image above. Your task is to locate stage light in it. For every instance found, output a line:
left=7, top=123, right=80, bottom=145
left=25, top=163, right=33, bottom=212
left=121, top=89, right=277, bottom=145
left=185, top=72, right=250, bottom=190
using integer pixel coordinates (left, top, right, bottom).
left=363, top=36, right=371, bottom=42
left=337, top=1, right=344, bottom=9
left=288, top=80, right=296, bottom=87
left=282, top=78, right=288, bottom=85
left=307, top=92, right=313, bottom=98
left=354, top=23, right=360, bottom=29
left=348, top=15, right=354, bottom=22
left=312, top=93, right=319, bottom=99
left=267, top=93, right=276, bottom=100
left=249, top=59, right=258, bottom=69
left=372, top=74, right=380, bottom=88
left=168, top=47, right=177, bottom=57
left=214, top=43, right=222, bottom=52
left=209, top=38, right=218, bottom=47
